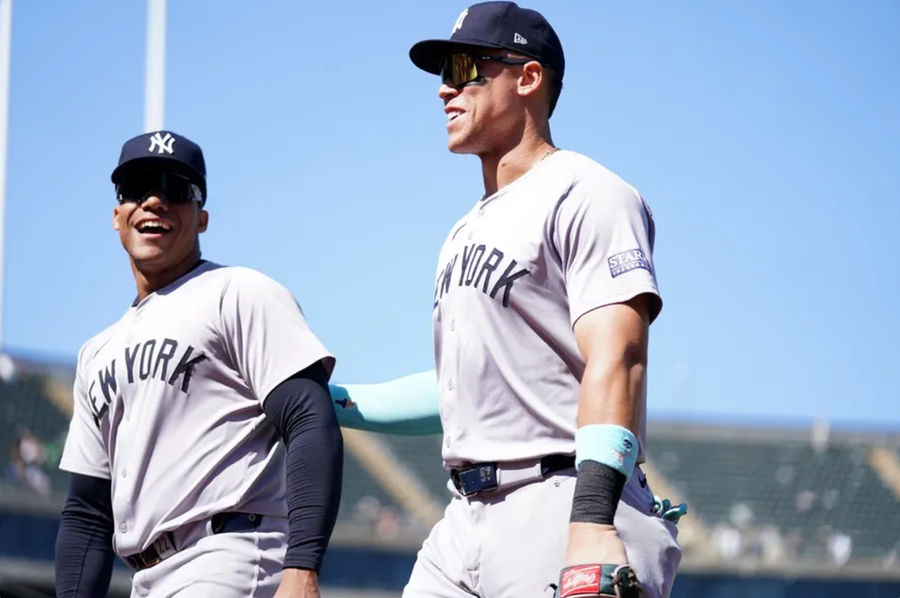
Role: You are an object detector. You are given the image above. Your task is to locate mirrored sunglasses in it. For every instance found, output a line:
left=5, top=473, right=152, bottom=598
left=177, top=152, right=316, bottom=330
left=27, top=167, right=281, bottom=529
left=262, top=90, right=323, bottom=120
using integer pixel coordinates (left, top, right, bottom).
left=116, top=172, right=203, bottom=206
left=439, top=53, right=534, bottom=87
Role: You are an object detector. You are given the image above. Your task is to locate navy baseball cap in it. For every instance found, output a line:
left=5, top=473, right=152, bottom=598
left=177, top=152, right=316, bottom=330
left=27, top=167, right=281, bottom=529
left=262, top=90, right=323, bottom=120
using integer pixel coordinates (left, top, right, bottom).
left=111, top=130, right=207, bottom=199
left=409, top=2, right=564, bottom=81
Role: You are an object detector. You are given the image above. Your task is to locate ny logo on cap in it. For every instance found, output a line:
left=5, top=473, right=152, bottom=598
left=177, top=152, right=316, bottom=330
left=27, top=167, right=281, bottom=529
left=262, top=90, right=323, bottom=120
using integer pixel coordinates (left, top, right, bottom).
left=451, top=8, right=468, bottom=34
left=148, top=132, right=176, bottom=155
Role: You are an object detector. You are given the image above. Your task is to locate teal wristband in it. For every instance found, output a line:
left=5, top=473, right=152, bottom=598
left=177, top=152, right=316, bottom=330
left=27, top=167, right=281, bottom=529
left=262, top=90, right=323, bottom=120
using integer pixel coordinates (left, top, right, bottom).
left=575, top=424, right=638, bottom=479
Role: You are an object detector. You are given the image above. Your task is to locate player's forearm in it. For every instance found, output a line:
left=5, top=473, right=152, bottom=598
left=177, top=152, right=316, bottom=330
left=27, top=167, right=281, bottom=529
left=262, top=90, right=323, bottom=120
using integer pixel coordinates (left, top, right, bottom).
left=264, top=366, right=343, bottom=572
left=576, top=349, right=646, bottom=432
left=55, top=521, right=115, bottom=597
left=55, top=474, right=115, bottom=597
left=565, top=346, right=644, bottom=568
left=281, top=413, right=343, bottom=570
left=567, top=298, right=650, bottom=558
left=329, top=370, right=443, bottom=435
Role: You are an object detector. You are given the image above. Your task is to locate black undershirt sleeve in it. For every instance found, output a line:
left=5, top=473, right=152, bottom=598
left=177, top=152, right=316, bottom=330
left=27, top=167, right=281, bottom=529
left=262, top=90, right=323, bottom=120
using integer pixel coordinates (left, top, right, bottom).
left=55, top=472, right=116, bottom=598
left=263, top=359, right=343, bottom=572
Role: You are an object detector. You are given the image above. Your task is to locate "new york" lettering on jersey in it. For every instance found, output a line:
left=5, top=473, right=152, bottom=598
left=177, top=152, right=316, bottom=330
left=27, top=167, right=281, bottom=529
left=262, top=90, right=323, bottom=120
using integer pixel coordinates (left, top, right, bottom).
left=433, top=243, right=530, bottom=309
left=87, top=337, right=208, bottom=426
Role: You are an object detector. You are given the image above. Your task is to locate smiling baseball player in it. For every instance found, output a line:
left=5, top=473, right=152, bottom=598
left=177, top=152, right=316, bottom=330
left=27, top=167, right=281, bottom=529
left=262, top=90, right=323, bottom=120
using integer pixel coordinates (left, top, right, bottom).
left=412, top=5, right=683, bottom=595
left=327, top=3, right=684, bottom=597
left=55, top=131, right=343, bottom=598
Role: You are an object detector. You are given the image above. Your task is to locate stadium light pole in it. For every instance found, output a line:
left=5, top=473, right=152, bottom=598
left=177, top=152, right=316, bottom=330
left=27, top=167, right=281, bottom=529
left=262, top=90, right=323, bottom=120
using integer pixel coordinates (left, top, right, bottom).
left=145, top=0, right=166, bottom=132
left=0, top=0, right=12, bottom=351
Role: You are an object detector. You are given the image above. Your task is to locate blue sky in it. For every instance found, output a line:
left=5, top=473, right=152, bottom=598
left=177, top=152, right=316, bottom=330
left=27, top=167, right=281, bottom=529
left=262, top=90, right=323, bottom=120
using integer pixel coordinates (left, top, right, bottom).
left=3, top=2, right=898, bottom=428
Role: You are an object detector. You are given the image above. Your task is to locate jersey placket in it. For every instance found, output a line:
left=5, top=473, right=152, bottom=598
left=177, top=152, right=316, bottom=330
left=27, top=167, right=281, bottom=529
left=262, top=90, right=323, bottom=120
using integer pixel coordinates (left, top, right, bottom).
left=438, top=200, right=486, bottom=456
left=112, top=305, right=144, bottom=544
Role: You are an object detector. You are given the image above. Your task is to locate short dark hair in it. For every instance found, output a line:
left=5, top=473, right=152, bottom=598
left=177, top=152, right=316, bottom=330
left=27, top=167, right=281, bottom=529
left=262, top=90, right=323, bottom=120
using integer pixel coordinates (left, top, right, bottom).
left=510, top=53, right=562, bottom=118
left=543, top=65, right=562, bottom=118
left=509, top=54, right=562, bottom=118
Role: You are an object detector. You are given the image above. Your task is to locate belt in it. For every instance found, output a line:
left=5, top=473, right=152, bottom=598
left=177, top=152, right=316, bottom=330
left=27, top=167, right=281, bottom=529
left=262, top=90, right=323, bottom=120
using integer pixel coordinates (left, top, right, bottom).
left=451, top=454, right=575, bottom=497
left=123, top=512, right=263, bottom=572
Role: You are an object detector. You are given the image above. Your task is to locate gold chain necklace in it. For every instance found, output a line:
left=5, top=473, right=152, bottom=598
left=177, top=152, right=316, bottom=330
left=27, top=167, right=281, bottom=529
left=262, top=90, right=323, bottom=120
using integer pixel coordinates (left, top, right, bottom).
left=538, top=146, right=559, bottom=163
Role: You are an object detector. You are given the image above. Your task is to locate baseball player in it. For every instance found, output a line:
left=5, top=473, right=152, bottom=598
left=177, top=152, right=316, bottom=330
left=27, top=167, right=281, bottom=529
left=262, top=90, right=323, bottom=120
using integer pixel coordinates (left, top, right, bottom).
left=332, top=3, right=684, bottom=597
left=55, top=130, right=343, bottom=598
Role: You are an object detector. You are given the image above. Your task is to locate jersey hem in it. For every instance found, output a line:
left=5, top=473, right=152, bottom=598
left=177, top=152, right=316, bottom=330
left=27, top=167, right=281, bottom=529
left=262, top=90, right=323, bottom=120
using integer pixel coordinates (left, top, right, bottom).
left=570, top=287, right=662, bottom=328
left=258, top=352, right=335, bottom=404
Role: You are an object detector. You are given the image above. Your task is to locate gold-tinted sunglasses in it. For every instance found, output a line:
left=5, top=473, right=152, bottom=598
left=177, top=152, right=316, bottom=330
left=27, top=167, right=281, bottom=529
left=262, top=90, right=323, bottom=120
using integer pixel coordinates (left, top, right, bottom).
left=439, top=53, right=535, bottom=87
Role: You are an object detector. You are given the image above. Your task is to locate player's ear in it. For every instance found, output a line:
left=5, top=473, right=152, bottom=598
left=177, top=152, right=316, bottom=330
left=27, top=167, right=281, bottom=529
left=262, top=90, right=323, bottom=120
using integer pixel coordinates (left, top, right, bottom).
left=517, top=61, right=543, bottom=99
left=113, top=206, right=121, bottom=231
left=197, top=208, right=209, bottom=233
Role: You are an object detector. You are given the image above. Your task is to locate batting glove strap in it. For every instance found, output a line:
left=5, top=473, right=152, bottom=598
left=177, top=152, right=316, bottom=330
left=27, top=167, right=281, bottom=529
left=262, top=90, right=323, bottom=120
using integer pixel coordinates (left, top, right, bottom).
left=651, top=494, right=688, bottom=525
left=556, top=564, right=642, bottom=598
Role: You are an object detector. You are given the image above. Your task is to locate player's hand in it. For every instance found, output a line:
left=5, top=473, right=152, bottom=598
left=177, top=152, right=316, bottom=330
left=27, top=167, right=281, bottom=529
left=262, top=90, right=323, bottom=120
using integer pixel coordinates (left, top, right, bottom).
left=564, top=522, right=628, bottom=567
left=555, top=524, right=640, bottom=597
left=274, top=568, right=321, bottom=598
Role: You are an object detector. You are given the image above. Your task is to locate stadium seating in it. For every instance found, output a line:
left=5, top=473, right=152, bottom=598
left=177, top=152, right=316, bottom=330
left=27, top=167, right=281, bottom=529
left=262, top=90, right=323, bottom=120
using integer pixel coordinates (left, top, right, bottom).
left=648, top=429, right=900, bottom=563
left=379, top=434, right=448, bottom=499
left=0, top=375, right=70, bottom=495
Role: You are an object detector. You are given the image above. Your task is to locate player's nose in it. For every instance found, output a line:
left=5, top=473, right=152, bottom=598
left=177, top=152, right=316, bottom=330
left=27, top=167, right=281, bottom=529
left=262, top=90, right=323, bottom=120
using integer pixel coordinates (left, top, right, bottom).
left=140, top=193, right=168, bottom=210
left=438, top=82, right=459, bottom=102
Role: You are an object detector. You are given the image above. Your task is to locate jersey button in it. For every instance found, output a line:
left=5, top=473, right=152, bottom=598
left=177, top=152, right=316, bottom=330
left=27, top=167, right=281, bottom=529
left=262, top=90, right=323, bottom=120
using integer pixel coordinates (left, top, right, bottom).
left=119, top=523, right=127, bottom=533
left=447, top=378, right=454, bottom=391
left=450, top=319, right=455, bottom=332
left=121, top=469, right=127, bottom=478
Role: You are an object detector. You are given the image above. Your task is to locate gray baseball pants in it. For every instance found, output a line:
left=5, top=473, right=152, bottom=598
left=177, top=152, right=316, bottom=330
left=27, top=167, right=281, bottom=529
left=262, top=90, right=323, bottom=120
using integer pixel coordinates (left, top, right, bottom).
left=403, top=466, right=681, bottom=598
left=128, top=515, right=288, bottom=598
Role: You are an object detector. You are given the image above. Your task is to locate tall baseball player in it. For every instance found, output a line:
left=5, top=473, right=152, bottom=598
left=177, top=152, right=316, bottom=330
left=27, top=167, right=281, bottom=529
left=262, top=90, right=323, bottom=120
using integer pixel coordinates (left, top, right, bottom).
left=55, top=131, right=343, bottom=598
left=330, top=3, right=684, bottom=597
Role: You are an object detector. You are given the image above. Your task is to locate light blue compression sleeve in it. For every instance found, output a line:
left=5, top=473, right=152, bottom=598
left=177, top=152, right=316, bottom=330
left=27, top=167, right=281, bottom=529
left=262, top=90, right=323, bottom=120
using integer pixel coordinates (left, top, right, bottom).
left=328, top=370, right=442, bottom=435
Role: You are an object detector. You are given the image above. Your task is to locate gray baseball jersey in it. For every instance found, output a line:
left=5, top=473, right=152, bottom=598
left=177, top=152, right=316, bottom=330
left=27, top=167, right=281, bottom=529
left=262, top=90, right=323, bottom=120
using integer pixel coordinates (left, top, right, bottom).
left=60, top=261, right=333, bottom=558
left=431, top=150, right=660, bottom=467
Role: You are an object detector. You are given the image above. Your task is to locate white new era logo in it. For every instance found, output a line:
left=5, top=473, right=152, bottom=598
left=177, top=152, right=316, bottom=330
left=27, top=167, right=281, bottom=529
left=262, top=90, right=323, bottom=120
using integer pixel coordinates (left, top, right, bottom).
left=148, top=132, right=175, bottom=154
left=513, top=32, right=528, bottom=44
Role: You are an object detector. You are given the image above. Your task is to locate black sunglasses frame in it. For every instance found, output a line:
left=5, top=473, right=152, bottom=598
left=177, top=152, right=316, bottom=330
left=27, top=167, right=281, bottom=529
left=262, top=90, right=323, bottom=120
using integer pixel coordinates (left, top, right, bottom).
left=116, top=171, right=204, bottom=207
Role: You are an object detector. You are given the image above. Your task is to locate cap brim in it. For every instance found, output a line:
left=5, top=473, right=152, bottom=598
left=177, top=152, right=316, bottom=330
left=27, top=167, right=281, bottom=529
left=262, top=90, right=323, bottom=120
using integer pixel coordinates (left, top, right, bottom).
left=409, top=38, right=506, bottom=74
left=111, top=157, right=207, bottom=197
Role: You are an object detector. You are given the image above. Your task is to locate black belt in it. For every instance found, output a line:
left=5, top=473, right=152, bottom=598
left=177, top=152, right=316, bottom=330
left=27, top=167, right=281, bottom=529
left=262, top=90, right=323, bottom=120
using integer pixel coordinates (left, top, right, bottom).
left=451, top=454, right=575, bottom=497
left=124, top=512, right=263, bottom=572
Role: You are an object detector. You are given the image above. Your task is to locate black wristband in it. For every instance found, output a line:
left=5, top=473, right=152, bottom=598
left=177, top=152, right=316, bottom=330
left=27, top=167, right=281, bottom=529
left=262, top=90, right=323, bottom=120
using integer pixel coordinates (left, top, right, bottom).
left=570, top=460, right=627, bottom=525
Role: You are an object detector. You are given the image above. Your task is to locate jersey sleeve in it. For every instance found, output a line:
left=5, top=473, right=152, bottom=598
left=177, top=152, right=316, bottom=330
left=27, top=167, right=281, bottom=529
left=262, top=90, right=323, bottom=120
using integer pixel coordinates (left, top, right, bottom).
left=553, top=177, right=662, bottom=326
left=59, top=347, right=112, bottom=479
left=219, top=269, right=335, bottom=403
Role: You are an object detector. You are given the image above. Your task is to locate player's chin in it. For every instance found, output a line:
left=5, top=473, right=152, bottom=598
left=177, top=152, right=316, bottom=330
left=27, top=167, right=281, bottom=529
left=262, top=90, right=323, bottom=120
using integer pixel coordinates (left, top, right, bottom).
left=126, top=239, right=178, bottom=264
left=447, top=136, right=474, bottom=154
left=129, top=252, right=186, bottom=276
left=446, top=127, right=483, bottom=155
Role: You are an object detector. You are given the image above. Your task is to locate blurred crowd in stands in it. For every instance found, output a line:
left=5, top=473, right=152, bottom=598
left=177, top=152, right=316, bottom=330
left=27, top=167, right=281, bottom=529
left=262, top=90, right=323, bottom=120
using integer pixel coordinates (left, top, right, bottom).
left=2, top=353, right=50, bottom=495
left=709, top=502, right=857, bottom=565
left=6, top=427, right=52, bottom=495
left=348, top=495, right=431, bottom=542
